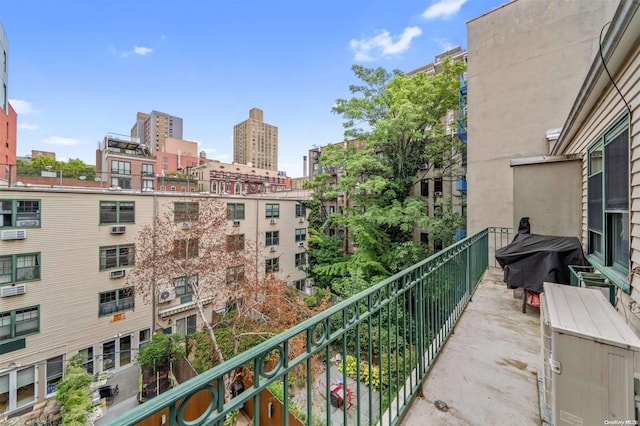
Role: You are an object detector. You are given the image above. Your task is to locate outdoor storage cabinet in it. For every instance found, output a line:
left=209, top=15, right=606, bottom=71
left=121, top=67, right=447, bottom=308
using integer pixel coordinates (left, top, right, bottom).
left=541, top=282, right=640, bottom=425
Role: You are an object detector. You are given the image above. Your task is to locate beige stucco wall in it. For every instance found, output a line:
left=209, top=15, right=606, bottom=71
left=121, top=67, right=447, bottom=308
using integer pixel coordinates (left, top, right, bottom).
left=512, top=159, right=582, bottom=237
left=466, top=0, right=618, bottom=233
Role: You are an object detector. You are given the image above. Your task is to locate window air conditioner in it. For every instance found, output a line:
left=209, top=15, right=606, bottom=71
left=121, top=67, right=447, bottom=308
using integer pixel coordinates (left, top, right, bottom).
left=269, top=246, right=276, bottom=252
left=298, top=217, right=304, bottom=223
left=434, top=191, right=443, bottom=197
left=182, top=222, right=192, bottom=230
left=158, top=287, right=176, bottom=303
left=298, top=242, right=305, bottom=247
left=110, top=226, right=126, bottom=234
left=0, top=284, right=27, bottom=297
left=232, top=220, right=240, bottom=227
left=109, top=270, right=125, bottom=279
left=270, top=219, right=277, bottom=225
left=1, top=230, right=27, bottom=240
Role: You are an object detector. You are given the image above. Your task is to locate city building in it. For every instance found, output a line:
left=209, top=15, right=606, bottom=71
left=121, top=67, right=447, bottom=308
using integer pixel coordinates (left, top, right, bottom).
left=0, top=22, right=16, bottom=186
left=233, top=108, right=278, bottom=171
left=130, top=111, right=184, bottom=153
left=466, top=0, right=618, bottom=234
left=0, top=187, right=309, bottom=416
left=190, top=160, right=291, bottom=195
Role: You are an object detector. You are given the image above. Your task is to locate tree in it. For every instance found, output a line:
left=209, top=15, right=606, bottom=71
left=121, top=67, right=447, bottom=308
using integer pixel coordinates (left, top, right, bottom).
left=306, top=57, right=466, bottom=293
left=129, top=198, right=326, bottom=400
left=16, top=157, right=96, bottom=179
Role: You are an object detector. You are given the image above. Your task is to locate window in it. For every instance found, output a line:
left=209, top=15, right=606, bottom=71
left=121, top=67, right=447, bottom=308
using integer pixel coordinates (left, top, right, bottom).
left=111, top=160, right=131, bottom=175
left=294, top=279, right=306, bottom=292
left=174, top=275, right=197, bottom=303
left=226, top=265, right=245, bottom=285
left=0, top=306, right=39, bottom=342
left=266, top=203, right=280, bottom=218
left=420, top=233, right=429, bottom=245
left=174, top=202, right=199, bottom=222
left=142, top=164, right=154, bottom=176
left=228, top=203, right=245, bottom=220
left=100, top=201, right=135, bottom=224
left=46, top=355, right=63, bottom=395
left=295, top=203, right=306, bottom=217
left=100, top=245, right=134, bottom=270
left=0, top=199, right=41, bottom=227
left=295, top=253, right=306, bottom=268
left=434, top=240, right=443, bottom=251
left=175, top=314, right=197, bottom=336
left=587, top=116, right=629, bottom=281
left=143, top=179, right=154, bottom=190
left=111, top=177, right=131, bottom=189
left=79, top=347, right=94, bottom=374
left=162, top=157, right=168, bottom=162
left=265, top=258, right=279, bottom=274
left=0, top=366, right=36, bottom=413
left=434, top=178, right=443, bottom=193
left=173, top=239, right=199, bottom=260
left=139, top=329, right=151, bottom=350
left=266, top=231, right=279, bottom=246
left=226, top=234, right=245, bottom=251
left=0, top=253, right=41, bottom=285
left=99, top=287, right=135, bottom=316
left=295, top=228, right=306, bottom=242
left=420, top=180, right=429, bottom=197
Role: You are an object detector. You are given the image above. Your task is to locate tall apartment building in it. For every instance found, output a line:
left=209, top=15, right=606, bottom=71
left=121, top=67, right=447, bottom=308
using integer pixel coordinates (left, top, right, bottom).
left=233, top=108, right=278, bottom=171
left=0, top=22, right=17, bottom=186
left=130, top=111, right=184, bottom=153
left=466, top=0, right=618, bottom=234
left=0, top=187, right=309, bottom=417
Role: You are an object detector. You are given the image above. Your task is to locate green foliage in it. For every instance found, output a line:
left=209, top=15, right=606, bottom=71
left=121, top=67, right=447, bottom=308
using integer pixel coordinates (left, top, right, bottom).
left=16, top=157, right=96, bottom=179
left=55, top=354, right=93, bottom=426
left=302, top=287, right=331, bottom=309
left=337, top=355, right=382, bottom=391
left=137, top=333, right=185, bottom=369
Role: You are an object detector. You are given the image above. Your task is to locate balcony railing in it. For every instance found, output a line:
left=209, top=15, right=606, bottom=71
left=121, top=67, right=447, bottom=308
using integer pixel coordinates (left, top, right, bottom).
left=107, top=229, right=490, bottom=426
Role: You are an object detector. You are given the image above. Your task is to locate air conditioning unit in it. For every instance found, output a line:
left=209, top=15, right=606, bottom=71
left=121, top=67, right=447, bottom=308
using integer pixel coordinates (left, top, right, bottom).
left=541, top=282, right=640, bottom=425
left=298, top=242, right=305, bottom=247
left=232, top=220, right=241, bottom=227
left=269, top=246, right=276, bottom=252
left=297, top=265, right=305, bottom=270
left=158, top=287, right=176, bottom=303
left=182, top=222, right=192, bottom=230
left=1, top=230, right=27, bottom=240
left=110, top=226, right=126, bottom=234
left=270, top=219, right=277, bottom=225
left=0, top=284, right=27, bottom=297
left=434, top=191, right=443, bottom=197
left=109, top=270, right=125, bottom=279
left=298, top=217, right=304, bottom=223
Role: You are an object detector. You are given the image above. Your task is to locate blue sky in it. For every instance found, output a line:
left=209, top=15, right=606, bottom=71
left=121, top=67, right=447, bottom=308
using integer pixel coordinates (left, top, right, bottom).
left=1, top=0, right=505, bottom=177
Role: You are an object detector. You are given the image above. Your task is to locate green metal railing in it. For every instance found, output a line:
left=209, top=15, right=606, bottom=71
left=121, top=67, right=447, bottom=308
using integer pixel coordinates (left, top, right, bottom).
left=107, top=229, right=490, bottom=426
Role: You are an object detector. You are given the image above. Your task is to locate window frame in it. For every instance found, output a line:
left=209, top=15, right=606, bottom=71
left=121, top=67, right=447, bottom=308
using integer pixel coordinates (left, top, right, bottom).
left=295, top=252, right=307, bottom=268
left=295, top=228, right=307, bottom=242
left=174, top=201, right=199, bottom=222
left=586, top=113, right=630, bottom=292
left=0, top=306, right=40, bottom=341
left=265, top=258, right=279, bottom=274
left=99, top=201, right=135, bottom=225
left=173, top=238, right=199, bottom=260
left=0, top=199, right=41, bottom=228
left=99, top=245, right=135, bottom=270
left=98, top=287, right=135, bottom=317
left=111, top=160, right=131, bottom=175
left=0, top=253, right=41, bottom=286
left=265, top=203, right=280, bottom=218
left=227, top=203, right=245, bottom=220
left=295, top=204, right=306, bottom=217
left=266, top=231, right=279, bottom=246
left=226, top=234, right=245, bottom=252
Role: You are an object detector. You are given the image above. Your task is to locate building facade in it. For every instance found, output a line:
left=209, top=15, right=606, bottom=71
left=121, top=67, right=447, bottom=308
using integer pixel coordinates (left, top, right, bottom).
left=130, top=111, right=184, bottom=154
left=0, top=188, right=309, bottom=416
left=466, top=0, right=618, bottom=234
left=233, top=108, right=278, bottom=171
left=0, top=22, right=16, bottom=186
left=191, top=160, right=291, bottom=195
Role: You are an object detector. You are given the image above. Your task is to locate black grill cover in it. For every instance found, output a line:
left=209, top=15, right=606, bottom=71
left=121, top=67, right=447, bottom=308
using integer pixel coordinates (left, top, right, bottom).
left=495, top=229, right=588, bottom=293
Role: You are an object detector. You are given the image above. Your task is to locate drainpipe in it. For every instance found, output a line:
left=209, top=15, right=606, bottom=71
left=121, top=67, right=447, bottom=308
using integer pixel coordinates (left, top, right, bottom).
left=152, top=192, right=158, bottom=333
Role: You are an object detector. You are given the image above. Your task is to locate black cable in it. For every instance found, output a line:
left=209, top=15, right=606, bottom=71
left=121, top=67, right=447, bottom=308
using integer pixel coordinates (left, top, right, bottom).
left=599, top=21, right=632, bottom=115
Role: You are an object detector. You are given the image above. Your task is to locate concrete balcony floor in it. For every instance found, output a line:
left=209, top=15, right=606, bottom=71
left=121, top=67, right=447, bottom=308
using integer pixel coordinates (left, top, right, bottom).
left=400, top=268, right=543, bottom=426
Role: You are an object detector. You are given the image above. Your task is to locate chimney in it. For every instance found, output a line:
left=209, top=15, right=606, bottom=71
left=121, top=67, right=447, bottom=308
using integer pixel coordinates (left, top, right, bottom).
left=303, top=156, right=308, bottom=178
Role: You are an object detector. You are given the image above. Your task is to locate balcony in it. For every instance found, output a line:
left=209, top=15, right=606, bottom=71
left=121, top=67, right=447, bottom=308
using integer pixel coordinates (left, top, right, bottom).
left=106, top=228, right=543, bottom=426
left=456, top=175, right=467, bottom=194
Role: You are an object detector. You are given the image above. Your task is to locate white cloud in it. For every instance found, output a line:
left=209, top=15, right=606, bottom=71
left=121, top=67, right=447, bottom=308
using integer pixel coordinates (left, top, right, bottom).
left=422, top=0, right=467, bottom=20
left=432, top=37, right=454, bottom=52
left=8, top=99, right=36, bottom=115
left=350, top=26, right=423, bottom=62
left=18, top=122, right=40, bottom=130
left=42, top=136, right=84, bottom=147
left=133, top=46, right=153, bottom=56
left=108, top=45, right=153, bottom=58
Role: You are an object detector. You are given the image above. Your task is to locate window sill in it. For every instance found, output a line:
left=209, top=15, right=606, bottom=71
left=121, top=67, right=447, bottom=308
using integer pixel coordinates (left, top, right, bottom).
left=586, top=255, right=630, bottom=293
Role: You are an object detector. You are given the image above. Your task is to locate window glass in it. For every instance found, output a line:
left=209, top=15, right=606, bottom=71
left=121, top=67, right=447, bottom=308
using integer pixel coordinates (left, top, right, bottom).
left=46, top=356, right=64, bottom=395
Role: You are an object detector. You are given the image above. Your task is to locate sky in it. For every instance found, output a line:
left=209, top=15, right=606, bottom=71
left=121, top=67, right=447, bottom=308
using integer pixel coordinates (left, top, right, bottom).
left=1, top=0, right=506, bottom=178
